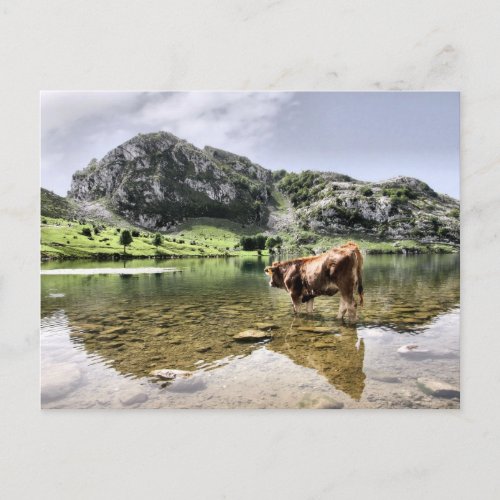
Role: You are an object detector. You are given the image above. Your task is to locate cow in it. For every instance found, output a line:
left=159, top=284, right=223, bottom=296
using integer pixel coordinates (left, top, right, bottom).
left=264, top=242, right=364, bottom=321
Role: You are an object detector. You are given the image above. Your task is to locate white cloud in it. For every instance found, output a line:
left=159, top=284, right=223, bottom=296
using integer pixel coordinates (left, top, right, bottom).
left=139, top=92, right=294, bottom=154
left=41, top=92, right=295, bottom=193
left=41, top=91, right=143, bottom=133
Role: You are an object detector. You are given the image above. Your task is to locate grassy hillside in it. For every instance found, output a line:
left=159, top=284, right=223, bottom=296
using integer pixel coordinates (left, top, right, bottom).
left=41, top=188, right=76, bottom=219
left=167, top=217, right=265, bottom=249
left=41, top=217, right=270, bottom=260
left=41, top=215, right=456, bottom=260
left=277, top=230, right=456, bottom=255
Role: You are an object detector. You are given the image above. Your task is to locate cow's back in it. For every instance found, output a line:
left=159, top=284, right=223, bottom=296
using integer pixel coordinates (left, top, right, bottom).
left=300, top=252, right=341, bottom=295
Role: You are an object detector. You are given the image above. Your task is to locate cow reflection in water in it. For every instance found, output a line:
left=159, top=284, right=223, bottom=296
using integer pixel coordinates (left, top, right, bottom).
left=265, top=242, right=364, bottom=322
left=69, top=313, right=366, bottom=401
left=273, top=320, right=366, bottom=400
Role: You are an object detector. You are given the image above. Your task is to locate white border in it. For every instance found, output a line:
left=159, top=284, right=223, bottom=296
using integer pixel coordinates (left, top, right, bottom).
left=2, top=1, right=499, bottom=498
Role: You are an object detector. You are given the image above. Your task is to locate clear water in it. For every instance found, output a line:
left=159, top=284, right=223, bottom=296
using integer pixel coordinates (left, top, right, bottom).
left=41, top=254, right=460, bottom=409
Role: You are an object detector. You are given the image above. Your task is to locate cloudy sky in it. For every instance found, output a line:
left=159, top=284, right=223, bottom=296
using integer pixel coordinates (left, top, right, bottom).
left=41, top=91, right=460, bottom=198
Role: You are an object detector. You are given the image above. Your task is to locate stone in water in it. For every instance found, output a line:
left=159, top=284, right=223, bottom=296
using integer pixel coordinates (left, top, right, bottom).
left=417, top=378, right=460, bottom=399
left=233, top=329, right=273, bottom=341
left=150, top=369, right=192, bottom=380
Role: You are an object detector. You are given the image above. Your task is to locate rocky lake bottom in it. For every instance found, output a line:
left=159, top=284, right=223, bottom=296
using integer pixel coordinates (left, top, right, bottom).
left=41, top=254, right=460, bottom=409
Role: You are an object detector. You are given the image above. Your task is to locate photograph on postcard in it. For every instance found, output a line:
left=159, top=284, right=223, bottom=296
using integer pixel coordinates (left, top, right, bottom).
left=40, top=91, right=460, bottom=408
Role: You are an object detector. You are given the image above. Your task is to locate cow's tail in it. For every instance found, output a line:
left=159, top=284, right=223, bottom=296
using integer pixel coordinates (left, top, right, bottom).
left=349, top=242, right=364, bottom=307
left=357, top=268, right=364, bottom=307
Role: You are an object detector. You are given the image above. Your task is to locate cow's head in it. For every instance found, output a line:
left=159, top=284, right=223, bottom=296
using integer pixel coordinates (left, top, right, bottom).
left=264, top=264, right=285, bottom=288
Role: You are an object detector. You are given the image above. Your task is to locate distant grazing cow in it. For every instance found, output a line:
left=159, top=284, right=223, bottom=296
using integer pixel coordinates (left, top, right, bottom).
left=264, top=242, right=364, bottom=321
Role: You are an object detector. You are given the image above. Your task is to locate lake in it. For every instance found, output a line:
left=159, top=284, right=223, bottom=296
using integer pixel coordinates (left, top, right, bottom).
left=41, top=253, right=460, bottom=409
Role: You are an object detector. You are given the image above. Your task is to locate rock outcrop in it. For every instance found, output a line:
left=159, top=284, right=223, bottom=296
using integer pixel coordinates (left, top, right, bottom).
left=69, top=132, right=271, bottom=230
left=277, top=171, right=459, bottom=243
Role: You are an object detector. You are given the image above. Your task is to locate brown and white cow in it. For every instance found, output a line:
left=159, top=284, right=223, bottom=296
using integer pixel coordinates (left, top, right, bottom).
left=264, top=242, right=364, bottom=321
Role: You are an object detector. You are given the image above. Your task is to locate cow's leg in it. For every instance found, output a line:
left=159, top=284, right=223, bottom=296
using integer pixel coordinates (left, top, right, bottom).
left=291, top=295, right=302, bottom=314
left=306, top=298, right=314, bottom=314
left=337, top=296, right=347, bottom=319
left=340, top=292, right=357, bottom=322
left=346, top=299, right=357, bottom=322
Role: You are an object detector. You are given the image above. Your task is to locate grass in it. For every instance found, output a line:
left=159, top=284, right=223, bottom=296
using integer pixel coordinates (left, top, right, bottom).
left=41, top=216, right=456, bottom=260
left=167, top=217, right=265, bottom=249
left=277, top=231, right=457, bottom=255
left=269, top=189, right=288, bottom=211
left=41, top=217, right=270, bottom=260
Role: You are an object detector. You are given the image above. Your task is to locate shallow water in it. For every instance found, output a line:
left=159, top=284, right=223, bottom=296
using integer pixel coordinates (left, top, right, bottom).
left=41, top=254, right=460, bottom=409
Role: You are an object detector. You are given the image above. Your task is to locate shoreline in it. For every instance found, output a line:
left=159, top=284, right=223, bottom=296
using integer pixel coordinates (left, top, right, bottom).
left=41, top=244, right=459, bottom=262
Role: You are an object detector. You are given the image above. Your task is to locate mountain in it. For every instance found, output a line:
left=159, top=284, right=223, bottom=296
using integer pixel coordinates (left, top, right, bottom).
left=68, top=131, right=272, bottom=230
left=64, top=131, right=459, bottom=244
left=41, top=188, right=76, bottom=219
left=276, top=171, right=460, bottom=243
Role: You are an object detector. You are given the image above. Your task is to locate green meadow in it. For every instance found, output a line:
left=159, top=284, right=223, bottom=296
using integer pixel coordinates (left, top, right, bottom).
left=41, top=216, right=455, bottom=260
left=40, top=217, right=272, bottom=260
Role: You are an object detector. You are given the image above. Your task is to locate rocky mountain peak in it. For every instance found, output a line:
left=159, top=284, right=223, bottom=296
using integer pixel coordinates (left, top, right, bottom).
left=68, top=131, right=272, bottom=230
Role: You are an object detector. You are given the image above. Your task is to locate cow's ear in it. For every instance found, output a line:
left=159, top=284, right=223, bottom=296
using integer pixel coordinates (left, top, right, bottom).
left=264, top=266, right=276, bottom=276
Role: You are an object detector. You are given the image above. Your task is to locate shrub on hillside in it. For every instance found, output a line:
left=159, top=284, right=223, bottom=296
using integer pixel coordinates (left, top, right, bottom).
left=239, top=234, right=268, bottom=251
left=265, top=236, right=283, bottom=250
left=152, top=233, right=163, bottom=246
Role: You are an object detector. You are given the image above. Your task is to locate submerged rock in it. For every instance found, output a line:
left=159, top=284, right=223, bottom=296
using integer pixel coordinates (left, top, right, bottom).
left=254, top=323, right=280, bottom=331
left=98, top=334, right=119, bottom=341
left=119, top=390, right=149, bottom=406
left=150, top=327, right=168, bottom=337
left=166, top=376, right=207, bottom=393
left=397, top=344, right=431, bottom=358
left=150, top=369, right=192, bottom=380
left=417, top=378, right=460, bottom=399
left=101, top=326, right=127, bottom=336
left=75, top=323, right=102, bottom=333
left=366, top=370, right=401, bottom=383
left=398, top=344, right=457, bottom=360
left=41, top=362, right=82, bottom=403
left=299, top=394, right=344, bottom=409
left=233, top=329, right=273, bottom=341
left=297, top=326, right=335, bottom=334
left=196, top=346, right=211, bottom=353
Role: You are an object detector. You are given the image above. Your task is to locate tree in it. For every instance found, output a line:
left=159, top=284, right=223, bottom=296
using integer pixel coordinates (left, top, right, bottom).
left=272, top=169, right=287, bottom=182
left=253, top=200, right=264, bottom=222
left=265, top=235, right=283, bottom=251
left=265, top=237, right=277, bottom=250
left=81, top=227, right=92, bottom=237
left=239, top=234, right=274, bottom=250
left=119, top=230, right=133, bottom=255
left=152, top=233, right=163, bottom=247
left=255, top=234, right=267, bottom=250
left=240, top=236, right=255, bottom=251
